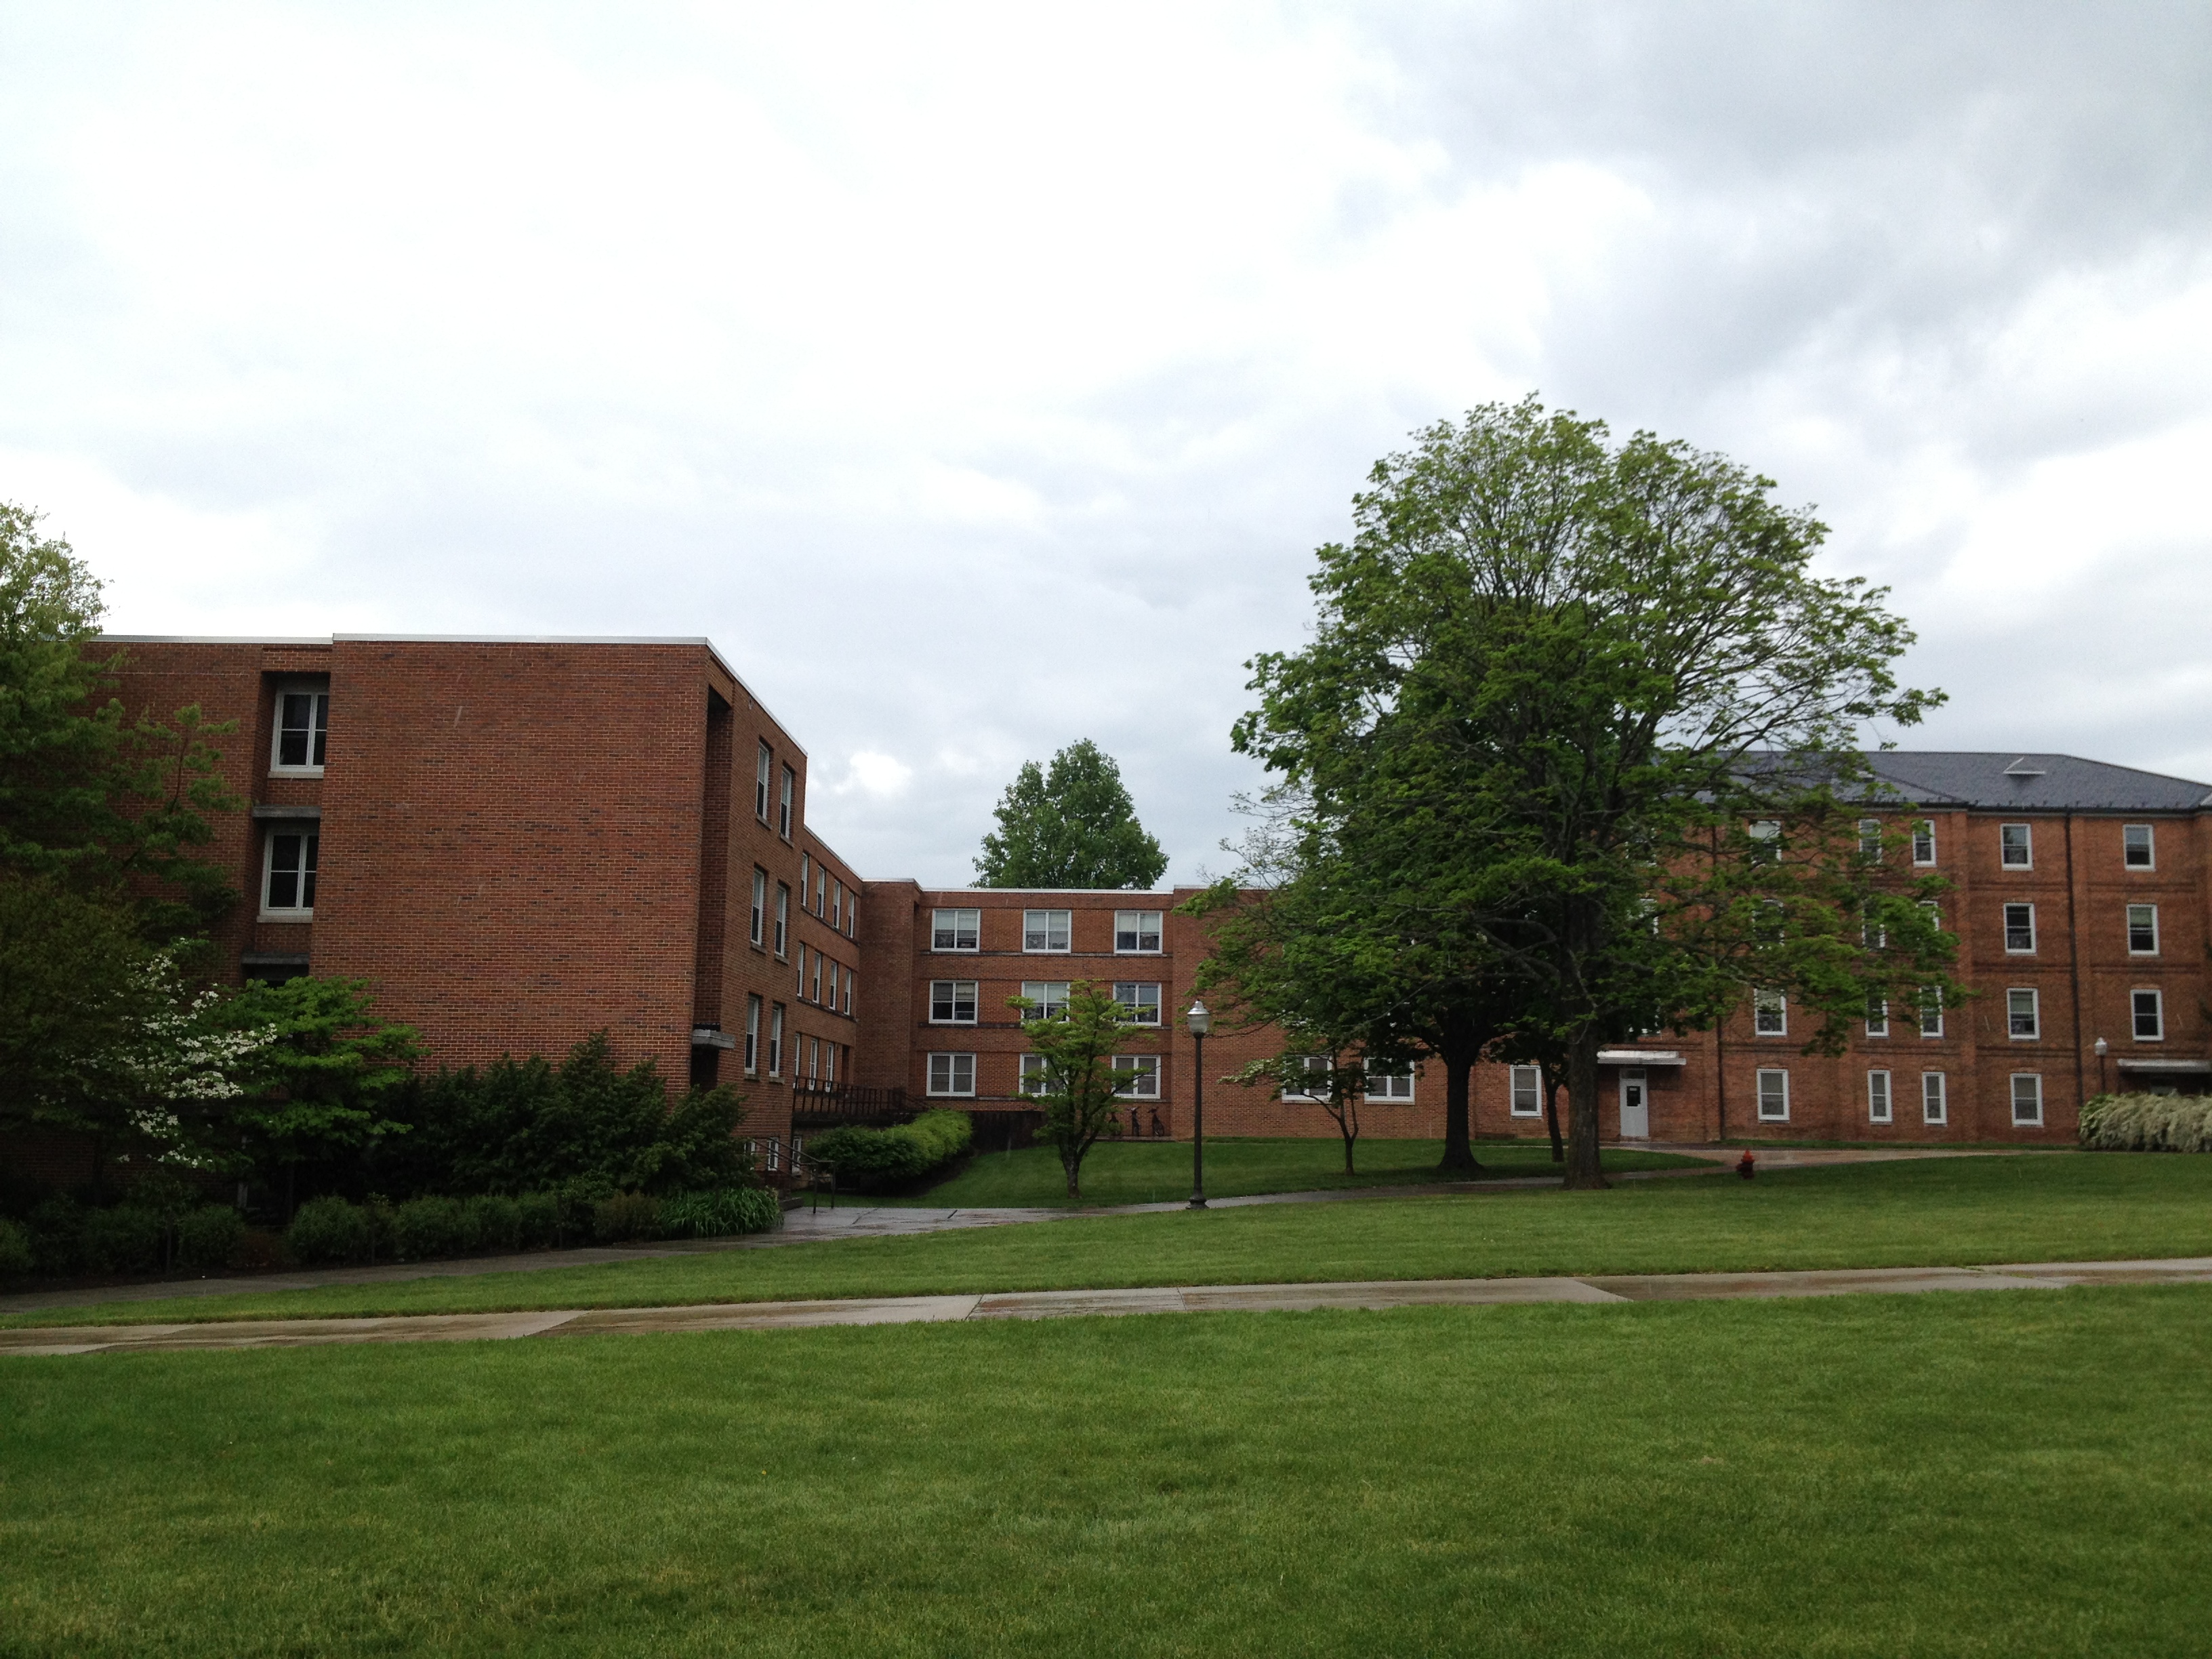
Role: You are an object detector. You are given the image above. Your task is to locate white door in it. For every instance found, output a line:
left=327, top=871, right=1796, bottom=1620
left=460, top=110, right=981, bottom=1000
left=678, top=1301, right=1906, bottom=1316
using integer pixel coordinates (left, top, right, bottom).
left=1618, top=1069, right=1650, bottom=1140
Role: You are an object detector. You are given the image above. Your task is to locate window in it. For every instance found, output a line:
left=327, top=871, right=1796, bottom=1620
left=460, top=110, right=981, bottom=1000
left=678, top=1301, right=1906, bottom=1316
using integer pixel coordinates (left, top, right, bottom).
left=832, top=880, right=843, bottom=930
left=756, top=743, right=773, bottom=819
left=1756, top=1068, right=1790, bottom=1122
left=1113, top=982, right=1162, bottom=1023
left=794, top=944, right=805, bottom=995
left=262, top=827, right=319, bottom=916
left=1023, top=909, right=1071, bottom=952
left=1753, top=990, right=1787, bottom=1036
left=816, top=869, right=827, bottom=916
left=1862, top=902, right=1885, bottom=949
left=1509, top=1065, right=1544, bottom=1117
left=1111, top=1055, right=1161, bottom=1097
left=774, top=884, right=790, bottom=957
left=927, top=1052, right=976, bottom=1097
left=2128, top=903, right=2159, bottom=955
left=1759, top=900, right=1786, bottom=943
left=932, top=908, right=980, bottom=951
left=270, top=681, right=329, bottom=773
left=811, top=952, right=822, bottom=1004
left=779, top=765, right=794, bottom=838
left=1364, top=1060, right=1414, bottom=1102
left=806, top=1036, right=819, bottom=1082
left=764, top=1136, right=781, bottom=1174
left=768, top=1003, right=784, bottom=1076
left=744, top=996, right=761, bottom=1075
left=1866, top=998, right=1889, bottom=1038
left=842, top=972, right=853, bottom=1017
left=750, top=869, right=767, bottom=947
left=800, top=853, right=810, bottom=901
left=1020, top=981, right=1071, bottom=1021
left=929, top=980, right=978, bottom=1023
left=1918, top=989, right=1944, bottom=1038
left=2123, top=823, right=2154, bottom=869
left=824, top=961, right=838, bottom=1010
left=2003, top=903, right=2036, bottom=954
left=825, top=1043, right=837, bottom=1085
left=1868, top=1069, right=1892, bottom=1124
left=1858, top=819, right=1883, bottom=861
left=1019, top=1052, right=1051, bottom=1094
left=1114, top=910, right=1163, bottom=953
left=1282, top=1055, right=1330, bottom=1101
left=2007, top=988, right=2039, bottom=1040
left=1921, top=1071, right=1947, bottom=1125
left=2132, top=989, right=2164, bottom=1042
left=1912, top=819, right=1937, bottom=865
left=2011, top=1073, right=2044, bottom=1127
left=2000, top=823, right=2032, bottom=868
left=1748, top=819, right=1782, bottom=863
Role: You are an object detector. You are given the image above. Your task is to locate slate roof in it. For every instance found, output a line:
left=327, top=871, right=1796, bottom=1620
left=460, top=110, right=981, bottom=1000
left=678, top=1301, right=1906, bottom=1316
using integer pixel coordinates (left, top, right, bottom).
left=1849, top=752, right=2212, bottom=813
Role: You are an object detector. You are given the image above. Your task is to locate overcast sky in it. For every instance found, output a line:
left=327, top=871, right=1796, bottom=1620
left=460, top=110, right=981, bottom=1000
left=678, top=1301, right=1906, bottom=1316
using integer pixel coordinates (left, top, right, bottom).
left=3, top=2, right=2207, bottom=886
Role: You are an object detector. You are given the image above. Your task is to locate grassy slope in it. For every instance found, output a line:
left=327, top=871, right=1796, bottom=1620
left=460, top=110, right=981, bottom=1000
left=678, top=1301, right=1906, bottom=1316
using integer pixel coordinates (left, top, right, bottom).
left=869, top=1135, right=1704, bottom=1206
left=3, top=1287, right=2209, bottom=1657
left=7, top=1153, right=2209, bottom=1329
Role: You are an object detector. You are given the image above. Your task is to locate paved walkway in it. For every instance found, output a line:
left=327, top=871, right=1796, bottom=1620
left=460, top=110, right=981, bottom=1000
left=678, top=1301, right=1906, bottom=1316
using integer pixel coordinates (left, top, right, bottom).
left=5, top=1255, right=2203, bottom=1357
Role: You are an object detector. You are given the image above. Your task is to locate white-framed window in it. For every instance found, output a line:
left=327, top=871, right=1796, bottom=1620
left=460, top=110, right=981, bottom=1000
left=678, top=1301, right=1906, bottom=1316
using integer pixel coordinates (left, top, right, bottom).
left=806, top=1036, right=819, bottom=1083
left=744, top=995, right=762, bottom=1075
left=2007, top=987, right=2040, bottom=1040
left=764, top=1136, right=781, bottom=1173
left=832, top=879, right=842, bottom=931
left=2124, top=823, right=2155, bottom=869
left=755, top=743, right=773, bottom=820
left=1111, top=1054, right=1161, bottom=1097
left=1020, top=981, right=1071, bottom=1021
left=1862, top=902, right=1886, bottom=949
left=929, top=980, right=978, bottom=1023
left=2127, top=904, right=2159, bottom=956
left=1919, top=989, right=1944, bottom=1038
left=2011, top=1073, right=2044, bottom=1127
left=1867, top=1069, right=1892, bottom=1124
left=1113, top=982, right=1162, bottom=1023
left=794, top=943, right=805, bottom=995
left=842, top=971, right=853, bottom=1017
left=2003, top=903, right=2036, bottom=954
left=750, top=868, right=767, bottom=947
left=270, top=680, right=329, bottom=774
left=1866, top=997, right=1889, bottom=1038
left=928, top=1052, right=976, bottom=1097
left=768, top=1003, right=784, bottom=1077
left=261, top=827, right=319, bottom=917
left=1756, top=1068, right=1790, bottom=1122
left=1019, top=1052, right=1051, bottom=1094
left=1748, top=819, right=1782, bottom=863
left=2132, top=988, right=2165, bottom=1042
left=931, top=908, right=980, bottom=951
left=800, top=853, right=810, bottom=901
left=1021, top=909, right=1071, bottom=952
left=1509, top=1065, right=1544, bottom=1117
left=1364, top=1060, right=1414, bottom=1102
left=824, top=961, right=838, bottom=1010
left=815, top=869, right=826, bottom=917
left=1281, top=1055, right=1330, bottom=1101
left=1912, top=819, right=1937, bottom=865
left=774, top=884, right=790, bottom=958
left=1858, top=819, right=1883, bottom=861
left=1753, top=989, right=1787, bottom=1036
left=1921, top=1071, right=1947, bottom=1124
left=811, top=952, right=822, bottom=1004
left=1113, top=910, right=1163, bottom=953
left=2000, top=823, right=2032, bottom=869
left=779, top=765, right=795, bottom=838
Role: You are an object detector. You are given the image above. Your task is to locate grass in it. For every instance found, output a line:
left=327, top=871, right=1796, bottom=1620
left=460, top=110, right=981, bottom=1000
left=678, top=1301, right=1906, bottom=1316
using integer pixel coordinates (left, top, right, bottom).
left=8, top=1153, right=2210, bottom=1330
left=872, top=1134, right=1705, bottom=1206
left=3, top=1286, right=2209, bottom=1656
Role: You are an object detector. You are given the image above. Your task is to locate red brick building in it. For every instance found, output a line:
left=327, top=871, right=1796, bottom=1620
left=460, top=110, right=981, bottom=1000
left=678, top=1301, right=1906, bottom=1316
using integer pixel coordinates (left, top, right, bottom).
left=101, top=636, right=2212, bottom=1154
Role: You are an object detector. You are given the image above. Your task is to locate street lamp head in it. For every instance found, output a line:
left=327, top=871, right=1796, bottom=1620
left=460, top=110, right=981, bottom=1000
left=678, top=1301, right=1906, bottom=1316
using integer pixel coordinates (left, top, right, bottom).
left=2094, top=1037, right=2109, bottom=1057
left=1186, top=1000, right=1211, bottom=1037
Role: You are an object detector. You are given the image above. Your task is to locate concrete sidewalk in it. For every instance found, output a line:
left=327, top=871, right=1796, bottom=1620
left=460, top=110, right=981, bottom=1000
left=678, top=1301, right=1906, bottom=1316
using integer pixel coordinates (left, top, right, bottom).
left=6, top=1255, right=2205, bottom=1357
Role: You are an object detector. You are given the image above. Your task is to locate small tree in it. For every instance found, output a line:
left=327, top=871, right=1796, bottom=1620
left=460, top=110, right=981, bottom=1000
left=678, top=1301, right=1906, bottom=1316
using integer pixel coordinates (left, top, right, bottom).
left=1233, top=1048, right=1374, bottom=1174
left=975, top=739, right=1167, bottom=889
left=1014, top=980, right=1153, bottom=1197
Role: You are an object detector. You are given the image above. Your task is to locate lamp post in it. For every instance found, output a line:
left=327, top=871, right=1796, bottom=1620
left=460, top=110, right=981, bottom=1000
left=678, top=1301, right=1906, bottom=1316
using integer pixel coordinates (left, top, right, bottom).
left=1186, top=1000, right=1210, bottom=1209
left=2094, top=1036, right=2109, bottom=1097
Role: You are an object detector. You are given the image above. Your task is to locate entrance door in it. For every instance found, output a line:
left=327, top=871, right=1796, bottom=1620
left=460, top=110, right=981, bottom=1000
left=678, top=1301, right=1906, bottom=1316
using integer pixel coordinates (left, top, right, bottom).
left=1618, top=1069, right=1650, bottom=1140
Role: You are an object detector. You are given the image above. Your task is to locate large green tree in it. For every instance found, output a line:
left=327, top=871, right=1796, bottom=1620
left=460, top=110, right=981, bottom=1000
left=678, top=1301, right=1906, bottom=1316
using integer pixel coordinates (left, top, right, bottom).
left=975, top=739, right=1167, bottom=889
left=1234, top=398, right=1959, bottom=1189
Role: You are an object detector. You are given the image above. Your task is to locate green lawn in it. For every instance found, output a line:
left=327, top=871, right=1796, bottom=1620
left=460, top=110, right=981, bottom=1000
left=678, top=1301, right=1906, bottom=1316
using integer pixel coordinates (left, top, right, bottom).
left=873, top=1134, right=1705, bottom=1206
left=9, top=1153, right=2207, bottom=1330
left=4, top=1286, right=2208, bottom=1656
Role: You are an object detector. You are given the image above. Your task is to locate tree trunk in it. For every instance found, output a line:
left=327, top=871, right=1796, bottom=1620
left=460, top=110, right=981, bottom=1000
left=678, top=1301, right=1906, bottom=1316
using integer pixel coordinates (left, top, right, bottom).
left=1438, top=1050, right=1479, bottom=1175
left=1563, top=1027, right=1608, bottom=1189
left=1341, top=1123, right=1357, bottom=1174
left=1544, top=1073, right=1565, bottom=1164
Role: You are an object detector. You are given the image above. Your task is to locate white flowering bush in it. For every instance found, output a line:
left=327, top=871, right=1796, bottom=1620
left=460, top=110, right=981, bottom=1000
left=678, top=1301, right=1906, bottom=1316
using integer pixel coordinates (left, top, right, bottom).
left=2078, top=1092, right=2212, bottom=1152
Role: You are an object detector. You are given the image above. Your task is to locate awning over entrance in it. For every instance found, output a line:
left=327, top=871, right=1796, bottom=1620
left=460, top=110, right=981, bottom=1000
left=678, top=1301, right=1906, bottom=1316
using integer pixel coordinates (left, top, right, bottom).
left=1596, top=1049, right=1688, bottom=1067
left=2116, top=1058, right=2212, bottom=1073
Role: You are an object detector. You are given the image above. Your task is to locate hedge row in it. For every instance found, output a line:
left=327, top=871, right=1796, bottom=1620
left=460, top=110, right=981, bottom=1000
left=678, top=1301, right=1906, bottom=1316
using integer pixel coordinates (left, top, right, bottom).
left=9, top=1198, right=246, bottom=1278
left=283, top=1185, right=781, bottom=1267
left=804, top=1109, right=973, bottom=1191
left=2079, top=1092, right=2212, bottom=1152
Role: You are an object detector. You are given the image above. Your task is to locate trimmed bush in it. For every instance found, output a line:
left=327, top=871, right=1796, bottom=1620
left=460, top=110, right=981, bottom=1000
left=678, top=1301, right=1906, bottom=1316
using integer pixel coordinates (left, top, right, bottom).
left=392, top=1197, right=468, bottom=1262
left=462, top=1194, right=523, bottom=1253
left=81, top=1206, right=164, bottom=1275
left=177, top=1206, right=245, bottom=1273
left=0, top=1217, right=31, bottom=1276
left=25, top=1197, right=84, bottom=1276
left=592, top=1191, right=660, bottom=1243
left=514, top=1191, right=560, bottom=1250
left=808, top=1109, right=973, bottom=1192
left=285, top=1196, right=370, bottom=1267
left=2080, top=1092, right=2212, bottom=1152
left=659, top=1187, right=783, bottom=1239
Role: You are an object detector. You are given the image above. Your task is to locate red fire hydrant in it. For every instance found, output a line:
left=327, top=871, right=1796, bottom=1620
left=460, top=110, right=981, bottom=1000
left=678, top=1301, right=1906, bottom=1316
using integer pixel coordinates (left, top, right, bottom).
left=1737, top=1149, right=1757, bottom=1181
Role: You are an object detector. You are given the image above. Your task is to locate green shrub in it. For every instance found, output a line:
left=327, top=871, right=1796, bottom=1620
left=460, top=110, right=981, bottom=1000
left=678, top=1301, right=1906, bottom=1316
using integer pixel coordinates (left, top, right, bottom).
left=658, top=1187, right=783, bottom=1239
left=462, top=1193, right=523, bottom=1253
left=808, top=1109, right=973, bottom=1191
left=25, top=1197, right=85, bottom=1276
left=2080, top=1093, right=2212, bottom=1152
left=285, top=1196, right=369, bottom=1267
left=514, top=1191, right=560, bottom=1249
left=176, top=1206, right=245, bottom=1273
left=81, top=1206, right=165, bottom=1274
left=0, top=1217, right=31, bottom=1276
left=592, top=1191, right=660, bottom=1243
left=392, top=1196, right=468, bottom=1262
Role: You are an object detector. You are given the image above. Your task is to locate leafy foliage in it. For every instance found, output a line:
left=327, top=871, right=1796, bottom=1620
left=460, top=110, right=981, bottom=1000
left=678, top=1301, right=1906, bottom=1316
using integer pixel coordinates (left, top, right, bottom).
left=2078, top=1093, right=2212, bottom=1153
left=975, top=739, right=1167, bottom=889
left=1015, top=981, right=1153, bottom=1197
left=221, top=977, right=422, bottom=1200
left=806, top=1109, right=972, bottom=1191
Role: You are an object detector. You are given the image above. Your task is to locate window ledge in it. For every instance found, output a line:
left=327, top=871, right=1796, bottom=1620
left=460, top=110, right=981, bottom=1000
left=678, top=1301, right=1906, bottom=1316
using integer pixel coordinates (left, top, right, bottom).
left=258, top=910, right=314, bottom=923
left=251, top=804, right=323, bottom=820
